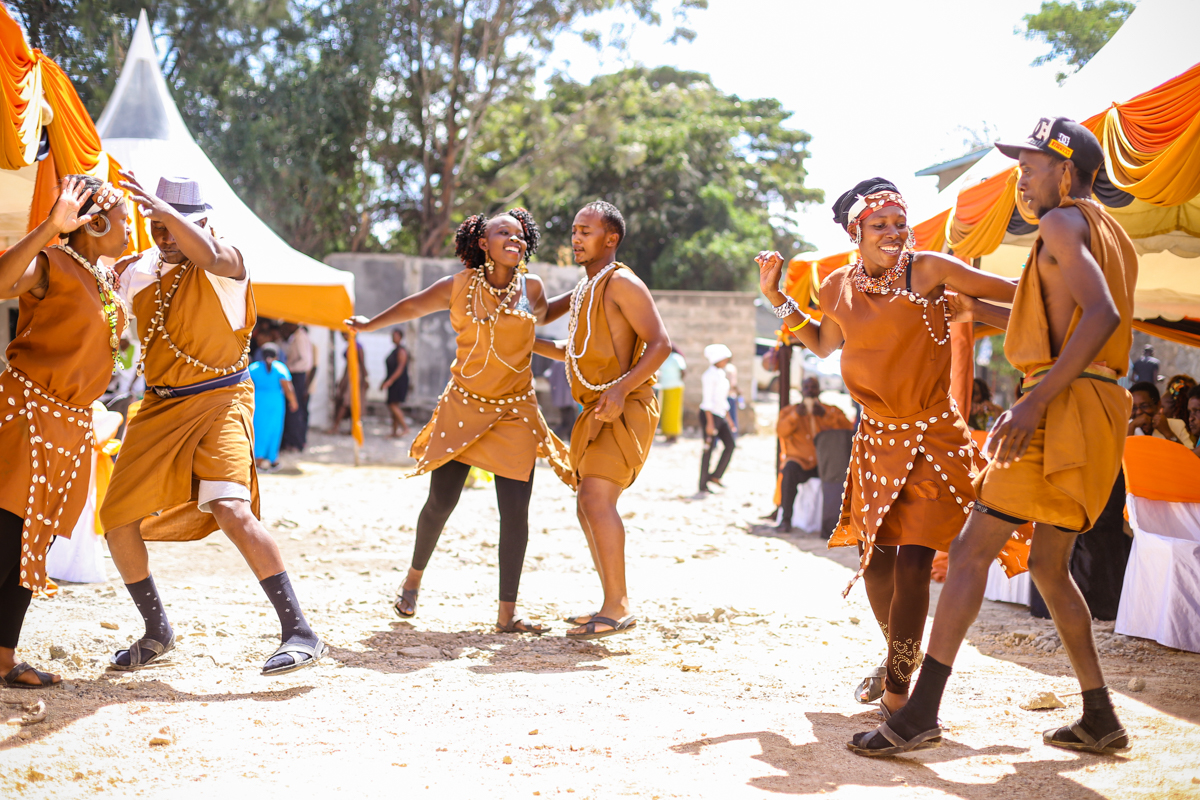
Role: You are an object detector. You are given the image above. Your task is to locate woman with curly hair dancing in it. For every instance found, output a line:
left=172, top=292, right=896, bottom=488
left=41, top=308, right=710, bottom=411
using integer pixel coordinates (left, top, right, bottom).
left=346, top=209, right=572, bottom=634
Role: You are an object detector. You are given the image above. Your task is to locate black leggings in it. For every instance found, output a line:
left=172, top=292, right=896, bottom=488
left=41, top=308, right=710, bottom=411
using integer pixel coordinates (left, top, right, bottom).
left=0, top=509, right=34, bottom=649
left=411, top=460, right=535, bottom=603
left=700, top=412, right=736, bottom=491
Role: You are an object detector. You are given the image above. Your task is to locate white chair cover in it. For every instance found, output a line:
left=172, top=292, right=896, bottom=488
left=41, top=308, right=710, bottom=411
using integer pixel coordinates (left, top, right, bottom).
left=45, top=451, right=109, bottom=584
left=984, top=560, right=1032, bottom=605
left=790, top=477, right=823, bottom=534
left=1114, top=495, right=1200, bottom=654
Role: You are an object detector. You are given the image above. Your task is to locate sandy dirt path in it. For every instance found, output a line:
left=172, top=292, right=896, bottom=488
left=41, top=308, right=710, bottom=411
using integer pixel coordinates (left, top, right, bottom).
left=2, top=426, right=1198, bottom=799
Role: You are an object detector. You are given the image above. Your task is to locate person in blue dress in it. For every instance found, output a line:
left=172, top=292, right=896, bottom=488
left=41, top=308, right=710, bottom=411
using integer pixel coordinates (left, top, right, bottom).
left=249, top=343, right=298, bottom=471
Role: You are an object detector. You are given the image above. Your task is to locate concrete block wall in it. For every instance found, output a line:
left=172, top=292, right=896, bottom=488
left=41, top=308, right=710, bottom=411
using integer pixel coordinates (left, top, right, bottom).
left=324, top=253, right=583, bottom=410
left=651, top=290, right=758, bottom=432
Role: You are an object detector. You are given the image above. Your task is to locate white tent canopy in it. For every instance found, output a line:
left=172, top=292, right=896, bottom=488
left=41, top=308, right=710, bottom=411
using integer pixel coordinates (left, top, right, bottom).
left=98, top=10, right=355, bottom=330
left=929, top=0, right=1200, bottom=321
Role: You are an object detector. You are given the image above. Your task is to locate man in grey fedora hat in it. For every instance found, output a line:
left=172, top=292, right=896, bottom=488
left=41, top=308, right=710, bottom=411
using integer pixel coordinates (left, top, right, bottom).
left=101, top=171, right=326, bottom=676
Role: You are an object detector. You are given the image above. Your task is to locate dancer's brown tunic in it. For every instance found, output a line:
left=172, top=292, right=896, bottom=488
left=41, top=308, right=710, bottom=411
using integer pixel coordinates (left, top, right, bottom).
left=99, top=259, right=259, bottom=540
left=974, top=198, right=1136, bottom=531
left=567, top=264, right=660, bottom=488
left=821, top=261, right=1027, bottom=593
left=0, top=248, right=125, bottom=590
left=409, top=269, right=572, bottom=485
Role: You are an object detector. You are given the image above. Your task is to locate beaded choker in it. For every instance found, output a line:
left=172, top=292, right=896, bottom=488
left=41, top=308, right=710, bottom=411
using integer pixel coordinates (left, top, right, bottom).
left=851, top=250, right=911, bottom=294
left=50, top=245, right=126, bottom=368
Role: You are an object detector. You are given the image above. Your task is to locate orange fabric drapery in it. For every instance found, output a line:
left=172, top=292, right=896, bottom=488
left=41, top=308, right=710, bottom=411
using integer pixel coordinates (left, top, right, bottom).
left=1083, top=63, right=1200, bottom=208
left=1122, top=435, right=1200, bottom=504
left=946, top=168, right=1018, bottom=260
left=0, top=7, right=42, bottom=169
left=1132, top=317, right=1200, bottom=348
left=913, top=207, right=950, bottom=253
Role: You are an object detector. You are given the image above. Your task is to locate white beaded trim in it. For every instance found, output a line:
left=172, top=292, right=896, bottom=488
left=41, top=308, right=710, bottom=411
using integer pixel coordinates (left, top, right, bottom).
left=838, top=403, right=979, bottom=597
left=1, top=366, right=93, bottom=590
left=137, top=255, right=250, bottom=378
left=566, top=262, right=645, bottom=392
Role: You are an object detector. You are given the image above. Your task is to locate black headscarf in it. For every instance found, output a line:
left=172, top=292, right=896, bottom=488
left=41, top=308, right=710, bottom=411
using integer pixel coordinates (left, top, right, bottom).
left=832, top=177, right=901, bottom=230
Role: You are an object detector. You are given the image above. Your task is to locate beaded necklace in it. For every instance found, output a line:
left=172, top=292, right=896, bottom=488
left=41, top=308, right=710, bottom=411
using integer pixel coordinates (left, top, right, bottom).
left=851, top=250, right=910, bottom=294
left=459, top=267, right=533, bottom=379
left=136, top=254, right=250, bottom=378
left=51, top=245, right=126, bottom=368
left=851, top=251, right=950, bottom=347
left=566, top=262, right=646, bottom=392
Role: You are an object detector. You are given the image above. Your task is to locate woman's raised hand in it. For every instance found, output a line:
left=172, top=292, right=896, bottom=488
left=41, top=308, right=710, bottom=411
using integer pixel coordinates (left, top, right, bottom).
left=49, top=177, right=97, bottom=235
left=756, top=250, right=786, bottom=300
left=344, top=315, right=373, bottom=333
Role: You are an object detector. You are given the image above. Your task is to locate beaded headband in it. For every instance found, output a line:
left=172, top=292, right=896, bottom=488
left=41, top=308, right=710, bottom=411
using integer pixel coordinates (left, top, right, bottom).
left=844, top=191, right=907, bottom=237
left=82, top=182, right=123, bottom=215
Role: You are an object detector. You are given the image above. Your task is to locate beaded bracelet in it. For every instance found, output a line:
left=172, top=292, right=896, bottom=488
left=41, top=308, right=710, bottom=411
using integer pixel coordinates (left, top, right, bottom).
left=771, top=297, right=799, bottom=319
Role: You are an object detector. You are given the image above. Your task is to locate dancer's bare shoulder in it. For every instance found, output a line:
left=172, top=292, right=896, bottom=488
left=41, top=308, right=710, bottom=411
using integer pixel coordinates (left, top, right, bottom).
left=1036, top=205, right=1096, bottom=353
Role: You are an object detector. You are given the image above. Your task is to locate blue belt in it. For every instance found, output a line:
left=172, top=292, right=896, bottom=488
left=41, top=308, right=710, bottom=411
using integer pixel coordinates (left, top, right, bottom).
left=149, top=368, right=249, bottom=399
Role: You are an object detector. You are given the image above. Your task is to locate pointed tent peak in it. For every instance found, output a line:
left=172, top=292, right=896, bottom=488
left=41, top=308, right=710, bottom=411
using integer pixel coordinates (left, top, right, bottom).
left=127, top=9, right=157, bottom=63
left=95, top=9, right=187, bottom=142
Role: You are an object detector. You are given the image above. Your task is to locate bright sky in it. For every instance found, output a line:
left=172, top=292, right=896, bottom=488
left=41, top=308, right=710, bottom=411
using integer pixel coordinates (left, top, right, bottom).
left=545, top=0, right=1078, bottom=254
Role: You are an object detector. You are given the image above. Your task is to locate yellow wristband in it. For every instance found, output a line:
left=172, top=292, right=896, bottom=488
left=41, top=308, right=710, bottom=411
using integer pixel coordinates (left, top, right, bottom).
left=788, top=316, right=812, bottom=332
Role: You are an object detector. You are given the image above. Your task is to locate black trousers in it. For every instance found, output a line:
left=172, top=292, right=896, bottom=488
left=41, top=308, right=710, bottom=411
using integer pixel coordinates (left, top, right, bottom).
left=411, top=460, right=535, bottom=603
left=779, top=460, right=820, bottom=524
left=0, top=509, right=33, bottom=649
left=282, top=370, right=309, bottom=450
left=700, top=412, right=735, bottom=491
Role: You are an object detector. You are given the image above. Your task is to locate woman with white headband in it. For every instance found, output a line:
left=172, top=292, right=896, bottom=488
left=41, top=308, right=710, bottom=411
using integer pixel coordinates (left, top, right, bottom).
left=757, top=177, right=1025, bottom=723
left=0, top=176, right=132, bottom=687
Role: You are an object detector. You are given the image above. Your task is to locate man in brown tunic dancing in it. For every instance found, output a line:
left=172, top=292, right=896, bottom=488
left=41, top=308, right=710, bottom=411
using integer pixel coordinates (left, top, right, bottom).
left=850, top=118, right=1137, bottom=756
left=101, top=174, right=324, bottom=675
left=537, top=201, right=672, bottom=640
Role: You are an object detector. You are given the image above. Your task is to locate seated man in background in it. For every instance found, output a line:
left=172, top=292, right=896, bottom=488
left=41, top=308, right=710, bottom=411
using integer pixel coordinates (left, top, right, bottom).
left=1129, top=381, right=1194, bottom=449
left=776, top=376, right=852, bottom=532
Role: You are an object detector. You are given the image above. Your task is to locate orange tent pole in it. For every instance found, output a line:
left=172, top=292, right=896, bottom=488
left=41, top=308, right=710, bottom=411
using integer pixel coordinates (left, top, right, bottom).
left=346, top=329, right=363, bottom=466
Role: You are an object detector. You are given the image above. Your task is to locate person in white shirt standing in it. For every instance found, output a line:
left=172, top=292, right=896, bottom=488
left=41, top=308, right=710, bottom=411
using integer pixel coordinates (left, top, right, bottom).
left=700, top=344, right=736, bottom=493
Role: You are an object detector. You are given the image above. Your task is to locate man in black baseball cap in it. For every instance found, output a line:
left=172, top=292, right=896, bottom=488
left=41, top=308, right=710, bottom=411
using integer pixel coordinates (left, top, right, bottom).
left=850, top=117, right=1140, bottom=758
left=995, top=116, right=1104, bottom=217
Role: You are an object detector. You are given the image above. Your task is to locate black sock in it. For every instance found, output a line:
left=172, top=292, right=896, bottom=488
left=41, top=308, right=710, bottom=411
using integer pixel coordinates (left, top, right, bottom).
left=260, top=571, right=318, bottom=671
left=888, top=655, right=952, bottom=740
left=114, top=575, right=173, bottom=667
left=1079, top=686, right=1123, bottom=739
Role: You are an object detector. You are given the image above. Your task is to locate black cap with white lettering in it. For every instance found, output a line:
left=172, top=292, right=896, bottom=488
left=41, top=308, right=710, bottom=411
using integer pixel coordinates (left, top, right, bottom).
left=996, top=117, right=1104, bottom=176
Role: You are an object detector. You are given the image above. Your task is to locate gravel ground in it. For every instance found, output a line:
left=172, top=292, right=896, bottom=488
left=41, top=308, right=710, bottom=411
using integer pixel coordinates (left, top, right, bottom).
left=2, top=420, right=1199, bottom=799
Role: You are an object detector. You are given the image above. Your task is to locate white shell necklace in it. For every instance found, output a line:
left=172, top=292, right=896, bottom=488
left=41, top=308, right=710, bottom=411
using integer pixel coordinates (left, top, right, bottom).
left=566, top=261, right=644, bottom=392
left=136, top=254, right=251, bottom=378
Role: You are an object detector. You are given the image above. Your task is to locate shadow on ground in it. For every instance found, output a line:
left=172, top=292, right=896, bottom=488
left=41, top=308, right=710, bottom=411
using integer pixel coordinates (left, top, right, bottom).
left=744, top=521, right=1200, bottom=726
left=328, top=622, right=619, bottom=676
left=0, top=677, right=313, bottom=751
left=671, top=710, right=1115, bottom=798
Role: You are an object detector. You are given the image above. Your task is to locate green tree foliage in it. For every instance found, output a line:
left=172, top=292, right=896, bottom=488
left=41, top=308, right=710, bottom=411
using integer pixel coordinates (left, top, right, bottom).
left=6, top=1, right=288, bottom=118
left=462, top=67, right=822, bottom=290
left=1020, top=0, right=1134, bottom=84
left=369, top=0, right=707, bottom=257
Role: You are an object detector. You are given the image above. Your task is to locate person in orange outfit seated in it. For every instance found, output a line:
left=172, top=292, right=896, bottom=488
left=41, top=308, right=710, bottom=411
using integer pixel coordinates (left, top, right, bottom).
left=776, top=376, right=852, bottom=532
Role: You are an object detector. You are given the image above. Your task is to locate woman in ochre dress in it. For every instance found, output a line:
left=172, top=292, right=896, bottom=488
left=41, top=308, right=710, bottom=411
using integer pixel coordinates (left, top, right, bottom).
left=0, top=177, right=131, bottom=687
left=346, top=208, right=572, bottom=634
left=757, top=178, right=1028, bottom=719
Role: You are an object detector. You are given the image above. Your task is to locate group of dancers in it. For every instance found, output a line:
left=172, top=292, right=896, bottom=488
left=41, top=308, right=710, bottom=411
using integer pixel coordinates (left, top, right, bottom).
left=0, top=113, right=1136, bottom=759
